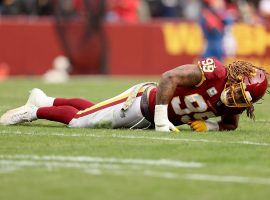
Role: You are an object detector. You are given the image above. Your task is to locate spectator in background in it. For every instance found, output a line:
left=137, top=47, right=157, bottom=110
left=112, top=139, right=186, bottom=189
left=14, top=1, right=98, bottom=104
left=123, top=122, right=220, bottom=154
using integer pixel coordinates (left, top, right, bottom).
left=0, top=0, right=53, bottom=16
left=145, top=0, right=183, bottom=18
left=34, top=0, right=53, bottom=16
left=160, top=0, right=183, bottom=18
left=259, top=0, right=270, bottom=25
left=59, top=0, right=77, bottom=16
left=137, top=0, right=151, bottom=22
left=72, top=0, right=84, bottom=15
left=0, top=0, right=3, bottom=12
left=225, top=0, right=240, bottom=19
left=199, top=0, right=234, bottom=61
left=53, top=0, right=84, bottom=16
left=182, top=0, right=201, bottom=20
left=106, top=0, right=141, bottom=23
left=0, top=0, right=29, bottom=15
left=237, top=0, right=262, bottom=24
left=145, top=0, right=163, bottom=17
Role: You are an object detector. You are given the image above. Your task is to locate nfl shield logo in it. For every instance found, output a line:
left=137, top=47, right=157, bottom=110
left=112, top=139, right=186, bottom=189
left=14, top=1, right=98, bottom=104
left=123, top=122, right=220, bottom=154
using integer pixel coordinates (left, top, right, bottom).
left=207, top=87, right=218, bottom=97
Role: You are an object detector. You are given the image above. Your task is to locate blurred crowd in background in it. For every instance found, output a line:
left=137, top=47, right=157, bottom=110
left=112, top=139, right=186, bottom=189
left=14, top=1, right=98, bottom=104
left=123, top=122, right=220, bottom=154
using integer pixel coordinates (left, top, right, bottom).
left=1, top=0, right=270, bottom=80
left=0, top=0, right=269, bottom=24
left=1, top=0, right=270, bottom=63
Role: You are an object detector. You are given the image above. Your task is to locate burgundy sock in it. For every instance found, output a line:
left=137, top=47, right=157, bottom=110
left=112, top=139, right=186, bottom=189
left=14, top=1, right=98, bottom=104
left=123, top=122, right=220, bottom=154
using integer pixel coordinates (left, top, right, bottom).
left=37, top=106, right=79, bottom=125
left=54, top=98, right=95, bottom=110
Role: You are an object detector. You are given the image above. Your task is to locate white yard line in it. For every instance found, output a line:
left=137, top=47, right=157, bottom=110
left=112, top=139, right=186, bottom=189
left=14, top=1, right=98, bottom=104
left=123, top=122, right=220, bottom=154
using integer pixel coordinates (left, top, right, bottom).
left=1, top=130, right=270, bottom=147
left=0, top=155, right=203, bottom=168
left=0, top=160, right=121, bottom=169
left=111, top=134, right=270, bottom=147
left=251, top=119, right=270, bottom=123
left=1, top=155, right=270, bottom=185
left=143, top=171, right=270, bottom=185
left=184, top=173, right=270, bottom=185
left=0, top=165, right=20, bottom=173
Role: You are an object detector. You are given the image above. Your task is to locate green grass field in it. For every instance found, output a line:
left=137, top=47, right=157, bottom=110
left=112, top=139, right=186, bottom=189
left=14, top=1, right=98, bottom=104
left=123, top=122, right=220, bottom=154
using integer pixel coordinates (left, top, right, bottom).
left=0, top=76, right=270, bottom=200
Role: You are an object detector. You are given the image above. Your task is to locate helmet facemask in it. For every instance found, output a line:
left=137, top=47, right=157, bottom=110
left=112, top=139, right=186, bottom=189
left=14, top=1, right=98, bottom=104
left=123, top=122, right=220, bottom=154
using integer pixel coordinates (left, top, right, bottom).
left=221, top=81, right=253, bottom=108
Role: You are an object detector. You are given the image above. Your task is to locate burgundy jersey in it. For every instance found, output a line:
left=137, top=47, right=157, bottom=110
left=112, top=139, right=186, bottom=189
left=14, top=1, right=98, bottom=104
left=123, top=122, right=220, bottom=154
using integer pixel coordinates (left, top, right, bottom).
left=147, top=58, right=245, bottom=125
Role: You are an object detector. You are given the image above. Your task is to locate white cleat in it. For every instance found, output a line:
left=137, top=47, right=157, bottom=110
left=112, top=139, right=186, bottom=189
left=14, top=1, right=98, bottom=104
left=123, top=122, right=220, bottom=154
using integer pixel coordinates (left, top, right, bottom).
left=26, top=88, right=54, bottom=108
left=0, top=105, right=38, bottom=125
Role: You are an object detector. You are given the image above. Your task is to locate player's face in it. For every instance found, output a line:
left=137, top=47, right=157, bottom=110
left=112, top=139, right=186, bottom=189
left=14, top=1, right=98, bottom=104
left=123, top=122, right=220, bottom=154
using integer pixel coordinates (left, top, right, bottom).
left=220, top=82, right=252, bottom=107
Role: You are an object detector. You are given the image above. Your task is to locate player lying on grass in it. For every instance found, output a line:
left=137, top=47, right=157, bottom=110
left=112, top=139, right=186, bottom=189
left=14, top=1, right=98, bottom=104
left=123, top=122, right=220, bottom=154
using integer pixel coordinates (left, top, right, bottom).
left=0, top=58, right=268, bottom=132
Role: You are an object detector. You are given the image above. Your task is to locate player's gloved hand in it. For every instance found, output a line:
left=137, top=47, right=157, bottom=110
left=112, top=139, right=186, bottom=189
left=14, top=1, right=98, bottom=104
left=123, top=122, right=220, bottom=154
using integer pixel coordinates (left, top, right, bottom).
left=189, top=120, right=208, bottom=132
left=154, top=105, right=180, bottom=133
left=189, top=120, right=219, bottom=132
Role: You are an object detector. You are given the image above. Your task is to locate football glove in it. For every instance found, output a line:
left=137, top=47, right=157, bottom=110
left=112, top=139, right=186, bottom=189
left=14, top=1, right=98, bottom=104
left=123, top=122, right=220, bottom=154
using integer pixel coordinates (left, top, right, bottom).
left=154, top=105, right=180, bottom=133
left=189, top=120, right=219, bottom=132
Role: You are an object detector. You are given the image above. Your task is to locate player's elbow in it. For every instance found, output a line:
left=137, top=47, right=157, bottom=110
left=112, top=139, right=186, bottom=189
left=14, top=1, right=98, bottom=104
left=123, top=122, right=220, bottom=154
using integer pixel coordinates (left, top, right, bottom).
left=161, top=71, right=173, bottom=80
left=219, top=123, right=238, bottom=131
left=161, top=71, right=178, bottom=85
left=229, top=124, right=238, bottom=131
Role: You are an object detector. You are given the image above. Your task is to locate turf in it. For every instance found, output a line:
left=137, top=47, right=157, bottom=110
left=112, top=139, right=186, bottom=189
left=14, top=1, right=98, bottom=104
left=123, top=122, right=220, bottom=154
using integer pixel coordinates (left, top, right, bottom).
left=0, top=76, right=270, bottom=200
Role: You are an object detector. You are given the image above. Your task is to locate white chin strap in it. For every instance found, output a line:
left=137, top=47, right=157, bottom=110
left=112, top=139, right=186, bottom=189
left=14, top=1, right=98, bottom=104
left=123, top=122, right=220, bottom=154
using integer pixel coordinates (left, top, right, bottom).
left=245, top=91, right=252, bottom=102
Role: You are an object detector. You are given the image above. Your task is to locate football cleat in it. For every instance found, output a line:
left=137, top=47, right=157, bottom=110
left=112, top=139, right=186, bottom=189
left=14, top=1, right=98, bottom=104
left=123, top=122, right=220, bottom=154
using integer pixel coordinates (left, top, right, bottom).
left=26, top=88, right=54, bottom=108
left=0, top=105, right=38, bottom=125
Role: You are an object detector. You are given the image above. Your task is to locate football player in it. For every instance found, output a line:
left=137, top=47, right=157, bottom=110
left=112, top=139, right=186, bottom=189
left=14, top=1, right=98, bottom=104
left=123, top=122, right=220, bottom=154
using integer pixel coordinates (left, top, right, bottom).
left=0, top=58, right=268, bottom=132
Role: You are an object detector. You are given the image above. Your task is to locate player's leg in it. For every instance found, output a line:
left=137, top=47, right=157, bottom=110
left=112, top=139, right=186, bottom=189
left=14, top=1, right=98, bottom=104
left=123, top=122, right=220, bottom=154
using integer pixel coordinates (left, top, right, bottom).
left=0, top=105, right=78, bottom=125
left=0, top=84, right=152, bottom=128
left=37, top=106, right=78, bottom=124
left=27, top=88, right=94, bottom=110
left=54, top=98, right=94, bottom=110
left=0, top=88, right=92, bottom=126
left=0, top=96, right=146, bottom=127
left=68, top=84, right=152, bottom=129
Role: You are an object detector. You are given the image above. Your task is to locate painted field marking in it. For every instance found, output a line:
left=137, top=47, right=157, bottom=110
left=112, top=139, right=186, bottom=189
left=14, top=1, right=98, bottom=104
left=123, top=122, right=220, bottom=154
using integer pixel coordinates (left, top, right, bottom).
left=0, top=154, right=203, bottom=168
left=184, top=173, right=270, bottom=185
left=246, top=119, right=270, bottom=123
left=1, top=130, right=270, bottom=147
left=0, top=160, right=121, bottom=172
left=143, top=171, right=270, bottom=185
left=1, top=155, right=270, bottom=185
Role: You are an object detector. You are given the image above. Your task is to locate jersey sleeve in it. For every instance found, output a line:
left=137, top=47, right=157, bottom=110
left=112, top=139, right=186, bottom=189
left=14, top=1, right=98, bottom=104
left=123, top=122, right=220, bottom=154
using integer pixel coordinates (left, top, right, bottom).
left=196, top=58, right=227, bottom=86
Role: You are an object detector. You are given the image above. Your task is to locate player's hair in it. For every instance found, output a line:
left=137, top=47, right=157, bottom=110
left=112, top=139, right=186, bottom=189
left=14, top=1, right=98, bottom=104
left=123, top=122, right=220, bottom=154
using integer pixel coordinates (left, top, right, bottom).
left=225, top=61, right=266, bottom=120
left=225, top=61, right=264, bottom=83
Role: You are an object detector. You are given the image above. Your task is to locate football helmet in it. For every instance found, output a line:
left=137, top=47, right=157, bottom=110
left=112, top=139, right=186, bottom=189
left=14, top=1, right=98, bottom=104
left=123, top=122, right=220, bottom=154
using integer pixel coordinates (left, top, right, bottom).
left=221, top=69, right=268, bottom=107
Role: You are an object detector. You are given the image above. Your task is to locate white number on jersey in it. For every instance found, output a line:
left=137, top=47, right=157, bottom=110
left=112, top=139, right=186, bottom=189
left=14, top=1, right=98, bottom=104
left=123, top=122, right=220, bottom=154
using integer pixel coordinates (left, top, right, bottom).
left=171, top=94, right=215, bottom=123
left=201, top=58, right=216, bottom=72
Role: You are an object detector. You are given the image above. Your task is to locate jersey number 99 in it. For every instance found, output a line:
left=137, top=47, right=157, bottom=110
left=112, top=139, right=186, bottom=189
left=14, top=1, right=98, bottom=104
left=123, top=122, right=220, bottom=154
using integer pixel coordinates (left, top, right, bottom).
left=171, top=94, right=215, bottom=123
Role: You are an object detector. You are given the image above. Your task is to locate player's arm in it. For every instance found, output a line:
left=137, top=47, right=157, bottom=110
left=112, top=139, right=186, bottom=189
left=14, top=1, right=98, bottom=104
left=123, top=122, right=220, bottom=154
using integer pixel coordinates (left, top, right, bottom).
left=156, top=64, right=202, bottom=105
left=155, top=64, right=203, bottom=132
left=190, top=114, right=240, bottom=132
left=218, top=114, right=239, bottom=131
